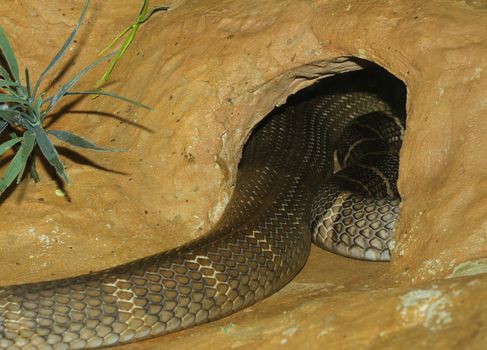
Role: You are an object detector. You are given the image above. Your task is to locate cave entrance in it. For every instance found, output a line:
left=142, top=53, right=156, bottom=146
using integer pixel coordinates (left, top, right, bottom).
left=239, top=59, right=407, bottom=262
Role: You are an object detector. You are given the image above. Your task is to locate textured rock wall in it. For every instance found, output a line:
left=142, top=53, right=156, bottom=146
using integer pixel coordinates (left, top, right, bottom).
left=0, top=0, right=486, bottom=348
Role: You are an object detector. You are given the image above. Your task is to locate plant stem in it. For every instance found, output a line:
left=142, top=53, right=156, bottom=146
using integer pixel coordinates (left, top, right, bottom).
left=95, top=0, right=169, bottom=89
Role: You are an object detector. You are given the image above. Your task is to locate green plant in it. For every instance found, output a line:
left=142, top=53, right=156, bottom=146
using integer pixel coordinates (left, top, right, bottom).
left=95, top=0, right=169, bottom=88
left=0, top=0, right=150, bottom=196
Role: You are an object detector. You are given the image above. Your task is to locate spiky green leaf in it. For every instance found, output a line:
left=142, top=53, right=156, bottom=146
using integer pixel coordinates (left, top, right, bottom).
left=11, top=110, right=36, bottom=126
left=0, top=120, right=7, bottom=135
left=0, top=66, right=12, bottom=80
left=0, top=26, right=20, bottom=82
left=48, top=129, right=124, bottom=152
left=98, top=24, right=133, bottom=57
left=0, top=94, right=27, bottom=105
left=0, top=79, right=22, bottom=89
left=0, top=79, right=25, bottom=97
left=100, top=30, right=136, bottom=84
left=16, top=131, right=36, bottom=183
left=65, top=90, right=151, bottom=109
left=29, top=158, right=40, bottom=183
left=34, top=126, right=70, bottom=184
left=0, top=136, right=21, bottom=156
left=0, top=105, right=37, bottom=126
left=0, top=87, right=16, bottom=97
left=0, top=109, right=30, bottom=128
left=141, top=5, right=170, bottom=23
left=0, top=153, right=24, bottom=194
left=0, top=135, right=36, bottom=195
left=32, top=0, right=90, bottom=97
left=44, top=52, right=115, bottom=114
left=32, top=96, right=43, bottom=122
left=25, top=68, right=31, bottom=98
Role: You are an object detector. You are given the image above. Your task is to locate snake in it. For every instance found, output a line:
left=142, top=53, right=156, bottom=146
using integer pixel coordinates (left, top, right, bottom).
left=0, top=68, right=405, bottom=349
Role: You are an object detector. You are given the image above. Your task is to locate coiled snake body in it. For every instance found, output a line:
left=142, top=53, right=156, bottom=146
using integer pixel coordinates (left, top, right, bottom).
left=0, top=70, right=404, bottom=349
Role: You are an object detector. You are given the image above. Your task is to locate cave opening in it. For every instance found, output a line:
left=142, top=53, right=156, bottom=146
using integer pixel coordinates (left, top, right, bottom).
left=239, top=59, right=407, bottom=262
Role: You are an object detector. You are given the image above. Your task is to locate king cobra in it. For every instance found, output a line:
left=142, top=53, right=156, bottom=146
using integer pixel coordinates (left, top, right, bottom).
left=0, top=69, right=405, bottom=349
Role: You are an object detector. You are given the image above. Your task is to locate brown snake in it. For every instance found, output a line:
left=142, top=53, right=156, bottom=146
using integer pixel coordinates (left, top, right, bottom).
left=0, top=69, right=404, bottom=349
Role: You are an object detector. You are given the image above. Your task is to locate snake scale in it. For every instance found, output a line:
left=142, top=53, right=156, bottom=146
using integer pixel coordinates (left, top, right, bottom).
left=0, top=68, right=405, bottom=349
